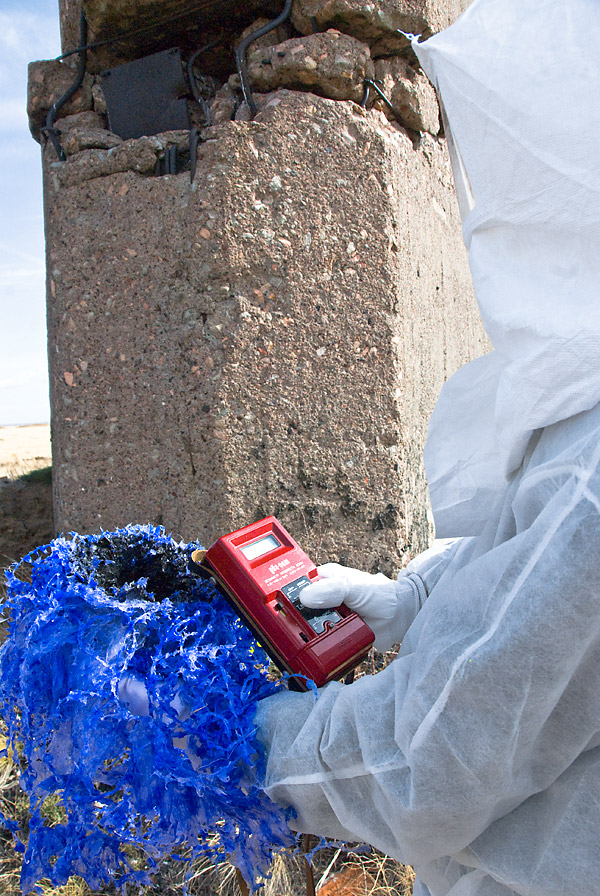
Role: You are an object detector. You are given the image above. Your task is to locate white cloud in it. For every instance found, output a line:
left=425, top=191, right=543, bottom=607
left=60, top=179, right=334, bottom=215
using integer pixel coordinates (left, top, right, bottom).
left=0, top=10, right=60, bottom=63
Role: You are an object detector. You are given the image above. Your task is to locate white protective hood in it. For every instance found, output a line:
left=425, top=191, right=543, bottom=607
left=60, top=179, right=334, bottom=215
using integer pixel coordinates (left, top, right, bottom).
left=413, top=0, right=600, bottom=537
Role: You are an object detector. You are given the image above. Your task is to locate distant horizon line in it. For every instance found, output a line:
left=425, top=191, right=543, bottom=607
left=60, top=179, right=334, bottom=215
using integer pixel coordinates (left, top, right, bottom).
left=0, top=421, right=50, bottom=429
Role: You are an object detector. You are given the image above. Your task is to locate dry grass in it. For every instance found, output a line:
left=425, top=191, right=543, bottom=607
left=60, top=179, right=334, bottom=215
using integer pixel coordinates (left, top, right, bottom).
left=0, top=426, right=52, bottom=483
left=0, top=581, right=415, bottom=896
left=0, top=462, right=51, bottom=484
left=0, top=694, right=414, bottom=896
left=0, top=751, right=415, bottom=896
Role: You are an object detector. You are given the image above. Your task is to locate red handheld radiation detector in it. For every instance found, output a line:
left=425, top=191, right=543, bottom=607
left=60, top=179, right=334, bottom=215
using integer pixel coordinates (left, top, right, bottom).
left=191, top=517, right=374, bottom=689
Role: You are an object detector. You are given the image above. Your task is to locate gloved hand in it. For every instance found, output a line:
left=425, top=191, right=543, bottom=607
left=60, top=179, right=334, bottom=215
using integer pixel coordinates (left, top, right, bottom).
left=300, top=563, right=424, bottom=652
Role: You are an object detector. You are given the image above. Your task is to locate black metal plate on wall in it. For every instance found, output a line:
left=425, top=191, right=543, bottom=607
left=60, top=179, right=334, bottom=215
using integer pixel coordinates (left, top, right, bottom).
left=101, top=48, right=190, bottom=140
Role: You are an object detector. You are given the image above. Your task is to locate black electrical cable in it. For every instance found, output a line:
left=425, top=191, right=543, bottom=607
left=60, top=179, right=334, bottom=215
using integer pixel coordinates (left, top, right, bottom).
left=362, top=78, right=406, bottom=124
left=234, top=0, right=293, bottom=119
left=41, top=9, right=88, bottom=161
left=189, top=127, right=200, bottom=182
left=360, top=81, right=371, bottom=108
left=187, top=39, right=220, bottom=136
left=187, top=40, right=219, bottom=103
left=186, top=40, right=222, bottom=182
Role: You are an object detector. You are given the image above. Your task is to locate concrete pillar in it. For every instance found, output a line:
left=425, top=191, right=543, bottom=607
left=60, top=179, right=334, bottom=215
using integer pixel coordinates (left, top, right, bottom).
left=36, top=0, right=484, bottom=573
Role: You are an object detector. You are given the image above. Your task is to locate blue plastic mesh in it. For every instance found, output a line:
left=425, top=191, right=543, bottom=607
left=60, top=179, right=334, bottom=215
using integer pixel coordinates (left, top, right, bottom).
left=0, top=524, right=295, bottom=893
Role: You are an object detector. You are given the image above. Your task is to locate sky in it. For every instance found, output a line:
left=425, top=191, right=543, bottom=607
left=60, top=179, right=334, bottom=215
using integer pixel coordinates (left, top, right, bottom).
left=0, top=0, right=61, bottom=426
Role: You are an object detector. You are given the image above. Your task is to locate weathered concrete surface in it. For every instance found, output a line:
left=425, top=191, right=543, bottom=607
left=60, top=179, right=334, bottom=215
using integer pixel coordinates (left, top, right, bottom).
left=27, top=60, right=94, bottom=142
left=372, top=57, right=440, bottom=135
left=59, top=0, right=283, bottom=74
left=39, top=0, right=481, bottom=572
left=57, top=0, right=472, bottom=73
left=37, top=0, right=472, bottom=149
left=291, top=0, right=473, bottom=53
left=237, top=17, right=293, bottom=54
left=49, top=129, right=191, bottom=185
left=44, top=90, right=485, bottom=572
left=247, top=30, right=374, bottom=104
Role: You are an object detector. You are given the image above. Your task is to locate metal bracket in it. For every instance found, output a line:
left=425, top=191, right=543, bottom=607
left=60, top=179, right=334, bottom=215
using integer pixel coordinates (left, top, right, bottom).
left=100, top=48, right=190, bottom=140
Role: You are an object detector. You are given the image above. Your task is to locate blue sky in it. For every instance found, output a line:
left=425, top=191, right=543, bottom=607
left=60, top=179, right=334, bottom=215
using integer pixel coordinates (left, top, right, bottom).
left=0, top=1, right=60, bottom=426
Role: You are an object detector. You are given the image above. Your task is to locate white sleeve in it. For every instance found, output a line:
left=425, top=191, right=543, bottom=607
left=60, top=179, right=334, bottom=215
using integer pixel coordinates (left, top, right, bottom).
left=400, top=537, right=470, bottom=599
left=255, top=446, right=600, bottom=890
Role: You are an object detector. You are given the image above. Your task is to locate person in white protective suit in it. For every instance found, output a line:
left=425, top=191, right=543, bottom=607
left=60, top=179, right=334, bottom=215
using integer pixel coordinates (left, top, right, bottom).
left=254, top=1, right=600, bottom=894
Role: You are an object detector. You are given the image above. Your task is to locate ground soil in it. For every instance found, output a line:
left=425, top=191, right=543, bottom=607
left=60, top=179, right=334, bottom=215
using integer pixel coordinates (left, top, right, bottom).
left=0, top=424, right=54, bottom=569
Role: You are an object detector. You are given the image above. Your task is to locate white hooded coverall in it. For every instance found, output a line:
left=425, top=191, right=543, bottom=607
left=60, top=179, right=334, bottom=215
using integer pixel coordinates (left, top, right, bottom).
left=255, top=1, right=600, bottom=894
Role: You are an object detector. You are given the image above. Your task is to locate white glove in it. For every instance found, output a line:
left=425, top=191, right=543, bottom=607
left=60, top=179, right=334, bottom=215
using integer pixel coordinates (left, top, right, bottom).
left=300, top=562, right=425, bottom=652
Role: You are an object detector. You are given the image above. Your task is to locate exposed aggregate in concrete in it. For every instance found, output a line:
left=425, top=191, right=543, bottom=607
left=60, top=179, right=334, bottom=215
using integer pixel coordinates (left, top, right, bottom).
left=35, top=0, right=482, bottom=574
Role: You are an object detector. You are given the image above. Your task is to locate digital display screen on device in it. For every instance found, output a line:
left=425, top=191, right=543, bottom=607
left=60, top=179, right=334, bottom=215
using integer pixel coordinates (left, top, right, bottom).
left=240, top=534, right=280, bottom=561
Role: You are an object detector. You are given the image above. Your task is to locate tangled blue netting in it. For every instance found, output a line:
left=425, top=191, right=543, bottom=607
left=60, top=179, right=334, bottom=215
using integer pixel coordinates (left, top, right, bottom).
left=0, top=524, right=297, bottom=893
